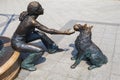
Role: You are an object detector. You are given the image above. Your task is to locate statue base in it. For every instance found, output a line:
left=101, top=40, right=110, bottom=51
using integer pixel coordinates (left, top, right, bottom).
left=0, top=36, right=21, bottom=80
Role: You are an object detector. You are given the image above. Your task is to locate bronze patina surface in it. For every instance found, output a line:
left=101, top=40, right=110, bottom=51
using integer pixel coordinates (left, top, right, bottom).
left=11, top=1, right=74, bottom=71
left=71, top=24, right=108, bottom=70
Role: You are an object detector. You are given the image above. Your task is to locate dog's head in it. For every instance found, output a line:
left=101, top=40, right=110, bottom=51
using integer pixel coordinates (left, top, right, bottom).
left=73, top=24, right=93, bottom=34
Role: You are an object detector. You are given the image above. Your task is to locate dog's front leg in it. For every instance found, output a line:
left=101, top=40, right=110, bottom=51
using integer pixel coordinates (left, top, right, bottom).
left=71, top=52, right=78, bottom=60
left=71, top=52, right=84, bottom=69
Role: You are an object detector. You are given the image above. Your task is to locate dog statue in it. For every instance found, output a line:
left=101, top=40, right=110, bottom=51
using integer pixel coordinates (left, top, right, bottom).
left=71, top=24, right=108, bottom=70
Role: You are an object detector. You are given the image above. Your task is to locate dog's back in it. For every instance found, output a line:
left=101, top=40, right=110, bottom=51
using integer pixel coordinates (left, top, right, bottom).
left=85, top=42, right=108, bottom=65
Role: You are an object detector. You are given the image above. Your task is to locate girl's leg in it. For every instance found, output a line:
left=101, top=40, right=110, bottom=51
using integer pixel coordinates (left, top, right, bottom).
left=26, top=31, right=59, bottom=53
left=18, top=43, right=44, bottom=71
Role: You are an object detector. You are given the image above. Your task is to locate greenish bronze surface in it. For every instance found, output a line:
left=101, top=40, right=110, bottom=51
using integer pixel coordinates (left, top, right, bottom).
left=71, top=24, right=108, bottom=70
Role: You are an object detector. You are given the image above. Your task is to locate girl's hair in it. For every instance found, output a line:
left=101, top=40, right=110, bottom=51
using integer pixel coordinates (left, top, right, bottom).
left=19, top=11, right=28, bottom=21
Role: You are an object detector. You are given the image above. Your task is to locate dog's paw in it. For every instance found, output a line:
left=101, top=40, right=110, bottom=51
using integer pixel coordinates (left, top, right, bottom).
left=71, top=65, right=76, bottom=69
left=88, top=65, right=96, bottom=70
left=71, top=57, right=76, bottom=60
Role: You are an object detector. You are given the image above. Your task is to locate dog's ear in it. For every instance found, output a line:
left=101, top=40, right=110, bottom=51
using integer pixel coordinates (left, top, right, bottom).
left=87, top=26, right=93, bottom=32
left=84, top=24, right=87, bottom=28
left=90, top=26, right=93, bottom=29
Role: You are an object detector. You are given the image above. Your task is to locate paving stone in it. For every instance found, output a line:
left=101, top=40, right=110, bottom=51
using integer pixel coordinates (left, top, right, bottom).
left=25, top=70, right=49, bottom=80
left=100, top=43, right=114, bottom=53
left=66, top=77, right=78, bottom=80
left=101, top=38, right=116, bottom=46
left=92, top=32, right=104, bottom=38
left=59, top=52, right=75, bottom=64
left=103, top=32, right=116, bottom=39
left=45, top=51, right=65, bottom=61
left=115, top=45, right=120, bottom=53
left=110, top=74, right=120, bottom=80
left=116, top=39, right=120, bottom=46
left=50, top=62, right=71, bottom=77
left=104, top=26, right=118, bottom=34
left=92, top=25, right=106, bottom=33
left=88, top=62, right=111, bottom=80
left=112, top=52, right=120, bottom=63
left=15, top=69, right=31, bottom=80
left=46, top=73, right=67, bottom=80
left=111, top=62, right=120, bottom=75
left=50, top=61, right=90, bottom=80
left=36, top=58, right=58, bottom=71
left=69, top=66, right=90, bottom=80
left=117, top=27, right=120, bottom=34
left=0, top=16, right=7, bottom=32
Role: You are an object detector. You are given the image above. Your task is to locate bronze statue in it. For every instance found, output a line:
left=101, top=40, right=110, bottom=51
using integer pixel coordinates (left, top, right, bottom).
left=11, top=1, right=74, bottom=71
left=71, top=24, right=108, bottom=70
